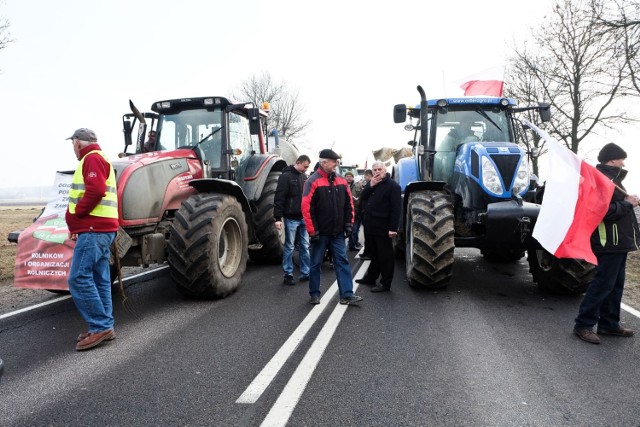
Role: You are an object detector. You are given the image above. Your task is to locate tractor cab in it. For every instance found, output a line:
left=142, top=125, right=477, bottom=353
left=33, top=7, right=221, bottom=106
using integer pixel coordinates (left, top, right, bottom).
left=122, top=97, right=268, bottom=183
left=152, top=97, right=265, bottom=181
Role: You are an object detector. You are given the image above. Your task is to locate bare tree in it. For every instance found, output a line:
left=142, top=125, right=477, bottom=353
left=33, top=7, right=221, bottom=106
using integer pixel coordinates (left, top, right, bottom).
left=591, top=0, right=640, bottom=95
left=505, top=59, right=549, bottom=176
left=0, top=13, right=12, bottom=57
left=509, top=0, right=632, bottom=154
left=233, top=72, right=311, bottom=141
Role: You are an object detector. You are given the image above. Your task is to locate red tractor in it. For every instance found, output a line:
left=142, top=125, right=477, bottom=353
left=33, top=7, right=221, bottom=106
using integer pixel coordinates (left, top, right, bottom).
left=111, top=96, right=286, bottom=298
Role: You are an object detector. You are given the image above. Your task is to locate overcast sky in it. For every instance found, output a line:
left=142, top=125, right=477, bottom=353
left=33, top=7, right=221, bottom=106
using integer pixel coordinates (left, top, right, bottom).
left=0, top=0, right=637, bottom=192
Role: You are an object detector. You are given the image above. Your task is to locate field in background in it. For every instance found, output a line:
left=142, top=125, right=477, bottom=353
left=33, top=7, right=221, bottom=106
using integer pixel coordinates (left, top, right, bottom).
left=0, top=207, right=43, bottom=281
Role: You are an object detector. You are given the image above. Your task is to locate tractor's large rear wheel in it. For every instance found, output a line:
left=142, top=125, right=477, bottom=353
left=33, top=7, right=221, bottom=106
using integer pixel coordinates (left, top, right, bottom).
left=527, top=249, right=594, bottom=295
left=405, top=190, right=455, bottom=289
left=168, top=194, right=248, bottom=299
left=249, top=170, right=284, bottom=264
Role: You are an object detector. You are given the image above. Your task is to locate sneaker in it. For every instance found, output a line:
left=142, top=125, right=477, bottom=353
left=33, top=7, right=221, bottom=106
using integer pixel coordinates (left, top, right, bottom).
left=371, top=284, right=390, bottom=293
left=283, top=275, right=294, bottom=286
left=598, top=327, right=634, bottom=337
left=354, top=243, right=363, bottom=250
left=299, top=275, right=310, bottom=282
left=309, top=296, right=321, bottom=305
left=76, top=329, right=116, bottom=351
left=574, top=328, right=600, bottom=344
left=339, top=295, right=363, bottom=305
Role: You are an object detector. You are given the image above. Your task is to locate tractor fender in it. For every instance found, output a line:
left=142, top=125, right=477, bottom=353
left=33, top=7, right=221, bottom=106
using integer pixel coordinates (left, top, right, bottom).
left=240, top=154, right=287, bottom=202
left=189, top=178, right=259, bottom=244
left=394, top=156, right=420, bottom=192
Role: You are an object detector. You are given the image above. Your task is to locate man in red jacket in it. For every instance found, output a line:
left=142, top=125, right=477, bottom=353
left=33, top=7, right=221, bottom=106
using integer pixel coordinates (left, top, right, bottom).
left=65, top=128, right=119, bottom=351
left=302, top=149, right=363, bottom=305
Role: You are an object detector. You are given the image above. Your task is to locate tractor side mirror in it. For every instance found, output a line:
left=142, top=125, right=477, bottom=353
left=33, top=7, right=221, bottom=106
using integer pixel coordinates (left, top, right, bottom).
left=123, top=120, right=133, bottom=148
left=394, top=104, right=407, bottom=123
left=248, top=108, right=261, bottom=135
left=538, top=102, right=551, bottom=122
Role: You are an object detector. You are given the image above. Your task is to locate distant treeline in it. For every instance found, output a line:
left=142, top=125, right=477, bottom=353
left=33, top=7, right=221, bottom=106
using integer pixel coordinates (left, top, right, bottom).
left=0, top=186, right=50, bottom=201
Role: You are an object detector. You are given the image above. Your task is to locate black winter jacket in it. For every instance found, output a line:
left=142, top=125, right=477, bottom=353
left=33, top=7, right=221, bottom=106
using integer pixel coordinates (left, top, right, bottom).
left=273, top=165, right=307, bottom=221
left=590, top=164, right=639, bottom=253
left=302, top=168, right=354, bottom=236
left=360, top=173, right=402, bottom=236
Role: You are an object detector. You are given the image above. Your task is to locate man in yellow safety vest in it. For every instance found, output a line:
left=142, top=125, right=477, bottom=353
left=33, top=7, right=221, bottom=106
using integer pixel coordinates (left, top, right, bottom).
left=65, top=128, right=119, bottom=351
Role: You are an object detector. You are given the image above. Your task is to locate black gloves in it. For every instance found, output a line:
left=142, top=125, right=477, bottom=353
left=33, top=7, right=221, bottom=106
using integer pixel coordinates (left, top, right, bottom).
left=344, top=225, right=353, bottom=239
left=310, top=233, right=320, bottom=244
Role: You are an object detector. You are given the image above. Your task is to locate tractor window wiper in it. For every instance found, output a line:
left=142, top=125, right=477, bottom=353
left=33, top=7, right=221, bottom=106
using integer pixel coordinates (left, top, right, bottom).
left=197, top=126, right=223, bottom=146
left=474, top=108, right=502, bottom=132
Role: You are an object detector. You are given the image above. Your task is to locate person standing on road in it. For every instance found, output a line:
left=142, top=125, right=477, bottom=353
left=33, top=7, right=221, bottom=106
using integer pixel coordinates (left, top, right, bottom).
left=274, top=154, right=312, bottom=285
left=345, top=171, right=363, bottom=252
left=355, top=161, right=401, bottom=292
left=302, top=149, right=363, bottom=305
left=357, top=169, right=373, bottom=260
left=574, top=143, right=640, bottom=344
left=65, top=128, right=119, bottom=351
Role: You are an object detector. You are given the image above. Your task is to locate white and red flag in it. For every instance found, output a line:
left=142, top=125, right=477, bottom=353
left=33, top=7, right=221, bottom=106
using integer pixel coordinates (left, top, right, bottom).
left=459, top=66, right=505, bottom=97
left=524, top=119, right=614, bottom=265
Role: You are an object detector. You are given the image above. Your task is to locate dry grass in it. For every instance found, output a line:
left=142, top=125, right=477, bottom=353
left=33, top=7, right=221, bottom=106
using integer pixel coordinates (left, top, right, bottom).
left=0, top=207, right=43, bottom=281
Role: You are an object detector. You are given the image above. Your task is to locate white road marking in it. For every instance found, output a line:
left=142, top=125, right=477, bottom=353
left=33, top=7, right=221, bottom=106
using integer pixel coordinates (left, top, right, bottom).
left=237, top=260, right=370, bottom=404
left=622, top=303, right=640, bottom=319
left=258, top=262, right=368, bottom=427
left=0, top=265, right=169, bottom=320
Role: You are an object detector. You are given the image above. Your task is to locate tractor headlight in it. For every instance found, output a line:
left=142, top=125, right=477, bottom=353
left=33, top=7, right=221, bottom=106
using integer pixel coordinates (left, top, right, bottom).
left=481, top=156, right=504, bottom=196
left=512, top=159, right=530, bottom=195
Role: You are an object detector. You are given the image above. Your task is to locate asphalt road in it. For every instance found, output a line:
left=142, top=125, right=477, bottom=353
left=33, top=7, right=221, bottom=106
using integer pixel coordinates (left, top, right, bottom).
left=1, top=248, right=639, bottom=426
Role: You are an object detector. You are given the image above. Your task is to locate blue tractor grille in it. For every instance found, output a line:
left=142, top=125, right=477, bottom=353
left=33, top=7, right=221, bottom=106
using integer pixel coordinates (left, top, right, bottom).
left=489, top=154, right=520, bottom=190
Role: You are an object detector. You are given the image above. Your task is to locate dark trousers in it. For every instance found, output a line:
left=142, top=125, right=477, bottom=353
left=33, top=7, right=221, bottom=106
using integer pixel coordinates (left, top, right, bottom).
left=574, top=252, right=628, bottom=330
left=362, top=233, right=395, bottom=287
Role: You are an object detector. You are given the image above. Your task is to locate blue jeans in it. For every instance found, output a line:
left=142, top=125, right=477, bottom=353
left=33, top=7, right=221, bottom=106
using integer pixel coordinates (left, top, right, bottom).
left=575, top=252, right=627, bottom=330
left=282, top=218, right=310, bottom=277
left=68, top=232, right=116, bottom=333
left=309, top=233, right=354, bottom=298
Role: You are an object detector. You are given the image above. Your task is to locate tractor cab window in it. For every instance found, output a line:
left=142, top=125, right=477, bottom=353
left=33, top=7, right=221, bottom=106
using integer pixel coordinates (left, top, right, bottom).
left=432, top=108, right=512, bottom=183
left=229, top=112, right=253, bottom=168
left=157, top=109, right=224, bottom=168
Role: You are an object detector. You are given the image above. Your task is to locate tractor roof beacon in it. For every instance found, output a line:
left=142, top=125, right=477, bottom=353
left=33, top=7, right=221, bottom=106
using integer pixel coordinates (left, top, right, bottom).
left=113, top=96, right=288, bottom=298
left=392, top=86, right=594, bottom=295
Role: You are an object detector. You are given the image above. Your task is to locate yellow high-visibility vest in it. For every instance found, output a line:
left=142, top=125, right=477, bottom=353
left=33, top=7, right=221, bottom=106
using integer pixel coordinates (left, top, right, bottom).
left=68, top=150, right=118, bottom=218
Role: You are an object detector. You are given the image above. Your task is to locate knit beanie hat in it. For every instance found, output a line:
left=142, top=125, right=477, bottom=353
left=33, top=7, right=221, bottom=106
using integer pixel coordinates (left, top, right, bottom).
left=597, top=143, right=627, bottom=163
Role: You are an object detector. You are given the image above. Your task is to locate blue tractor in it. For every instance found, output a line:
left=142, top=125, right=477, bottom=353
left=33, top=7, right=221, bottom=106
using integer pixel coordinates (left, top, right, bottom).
left=392, top=86, right=594, bottom=294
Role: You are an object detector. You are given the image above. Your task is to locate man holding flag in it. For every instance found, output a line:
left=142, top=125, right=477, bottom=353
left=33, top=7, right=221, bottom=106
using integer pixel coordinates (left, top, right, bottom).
left=573, top=143, right=639, bottom=344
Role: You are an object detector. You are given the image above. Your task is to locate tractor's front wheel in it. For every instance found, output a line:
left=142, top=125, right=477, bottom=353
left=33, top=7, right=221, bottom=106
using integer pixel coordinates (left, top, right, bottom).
left=168, top=194, right=248, bottom=299
left=527, top=249, right=594, bottom=295
left=405, top=190, right=455, bottom=289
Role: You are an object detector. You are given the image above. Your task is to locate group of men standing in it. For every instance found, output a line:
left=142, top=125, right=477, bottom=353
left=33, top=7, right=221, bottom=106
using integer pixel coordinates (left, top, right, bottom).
left=61, top=124, right=638, bottom=351
left=273, top=148, right=402, bottom=305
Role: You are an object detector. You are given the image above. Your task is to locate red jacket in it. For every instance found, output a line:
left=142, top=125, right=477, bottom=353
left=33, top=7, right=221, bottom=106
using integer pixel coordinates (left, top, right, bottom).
left=302, top=168, right=354, bottom=236
left=65, top=144, right=119, bottom=234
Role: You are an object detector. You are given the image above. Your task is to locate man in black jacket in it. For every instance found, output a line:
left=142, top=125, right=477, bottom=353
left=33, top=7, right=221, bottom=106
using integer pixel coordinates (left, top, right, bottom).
left=302, top=149, right=363, bottom=305
left=355, top=161, right=402, bottom=292
left=274, top=155, right=311, bottom=285
left=574, top=143, right=640, bottom=344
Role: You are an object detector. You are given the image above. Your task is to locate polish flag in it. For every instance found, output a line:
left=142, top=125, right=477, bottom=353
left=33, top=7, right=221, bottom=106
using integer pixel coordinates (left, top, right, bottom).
left=459, top=66, right=505, bottom=97
left=525, top=119, right=614, bottom=265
